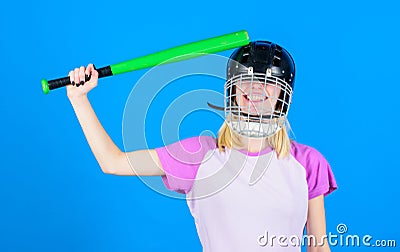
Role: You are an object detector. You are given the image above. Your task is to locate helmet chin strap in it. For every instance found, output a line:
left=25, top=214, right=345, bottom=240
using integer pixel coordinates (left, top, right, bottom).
left=230, top=120, right=282, bottom=138
left=206, top=105, right=283, bottom=138
left=231, top=111, right=282, bottom=120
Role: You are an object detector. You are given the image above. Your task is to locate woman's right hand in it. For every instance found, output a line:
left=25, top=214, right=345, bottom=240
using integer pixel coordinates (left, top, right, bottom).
left=67, top=63, right=99, bottom=100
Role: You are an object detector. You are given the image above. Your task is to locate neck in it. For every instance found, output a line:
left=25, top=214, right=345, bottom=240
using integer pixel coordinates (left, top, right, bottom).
left=239, top=136, right=271, bottom=153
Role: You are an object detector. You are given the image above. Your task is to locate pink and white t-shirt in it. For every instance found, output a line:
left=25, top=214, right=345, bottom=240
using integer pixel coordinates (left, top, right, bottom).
left=155, top=136, right=337, bottom=252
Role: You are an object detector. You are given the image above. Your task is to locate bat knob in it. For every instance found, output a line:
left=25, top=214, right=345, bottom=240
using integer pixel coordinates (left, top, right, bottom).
left=42, top=79, right=50, bottom=94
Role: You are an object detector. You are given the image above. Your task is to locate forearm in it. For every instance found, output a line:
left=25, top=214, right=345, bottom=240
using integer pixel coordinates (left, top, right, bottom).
left=307, top=244, right=331, bottom=252
left=69, top=96, right=122, bottom=173
left=306, top=243, right=331, bottom=252
left=307, top=196, right=331, bottom=252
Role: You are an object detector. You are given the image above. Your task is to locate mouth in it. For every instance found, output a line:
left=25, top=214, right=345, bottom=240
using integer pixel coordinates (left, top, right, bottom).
left=243, top=94, right=268, bottom=102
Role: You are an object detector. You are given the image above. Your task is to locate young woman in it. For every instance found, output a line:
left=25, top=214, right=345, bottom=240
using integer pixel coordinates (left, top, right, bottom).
left=67, top=41, right=337, bottom=252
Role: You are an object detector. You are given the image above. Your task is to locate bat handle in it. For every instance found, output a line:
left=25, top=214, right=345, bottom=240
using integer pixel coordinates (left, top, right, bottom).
left=41, top=66, right=112, bottom=94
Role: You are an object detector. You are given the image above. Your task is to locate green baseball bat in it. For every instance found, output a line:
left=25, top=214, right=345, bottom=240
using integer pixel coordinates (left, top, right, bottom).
left=41, top=30, right=250, bottom=94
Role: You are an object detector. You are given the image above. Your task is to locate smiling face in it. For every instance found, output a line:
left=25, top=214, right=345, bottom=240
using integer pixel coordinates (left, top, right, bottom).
left=234, top=80, right=282, bottom=116
left=224, top=73, right=292, bottom=138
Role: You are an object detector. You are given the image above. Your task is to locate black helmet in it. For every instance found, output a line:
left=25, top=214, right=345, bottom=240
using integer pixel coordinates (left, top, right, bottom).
left=227, top=41, right=295, bottom=87
left=226, top=41, right=295, bottom=115
left=221, top=41, right=296, bottom=138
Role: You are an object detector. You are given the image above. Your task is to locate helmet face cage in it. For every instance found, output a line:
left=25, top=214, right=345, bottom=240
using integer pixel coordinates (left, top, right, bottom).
left=223, top=41, right=295, bottom=138
left=224, top=68, right=293, bottom=138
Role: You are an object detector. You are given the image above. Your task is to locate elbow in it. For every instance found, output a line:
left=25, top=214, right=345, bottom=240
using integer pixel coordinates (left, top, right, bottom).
left=97, top=150, right=125, bottom=175
left=102, top=168, right=115, bottom=175
left=99, top=164, right=116, bottom=175
left=101, top=167, right=136, bottom=176
left=98, top=152, right=136, bottom=176
left=98, top=157, right=121, bottom=175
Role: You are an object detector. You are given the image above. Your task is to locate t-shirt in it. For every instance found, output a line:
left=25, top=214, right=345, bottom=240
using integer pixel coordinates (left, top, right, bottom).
left=155, top=136, right=337, bottom=252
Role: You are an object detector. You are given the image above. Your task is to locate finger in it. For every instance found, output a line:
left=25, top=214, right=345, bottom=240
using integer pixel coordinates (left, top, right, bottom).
left=68, top=70, right=75, bottom=86
left=86, top=63, right=98, bottom=80
left=85, top=64, right=91, bottom=81
left=79, top=66, right=85, bottom=86
left=74, top=68, right=80, bottom=87
left=85, top=63, right=93, bottom=81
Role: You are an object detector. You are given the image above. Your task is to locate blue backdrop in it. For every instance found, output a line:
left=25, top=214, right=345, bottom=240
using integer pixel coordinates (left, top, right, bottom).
left=1, top=0, right=399, bottom=251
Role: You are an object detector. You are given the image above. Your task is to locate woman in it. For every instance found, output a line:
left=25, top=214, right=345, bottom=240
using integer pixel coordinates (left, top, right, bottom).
left=67, top=41, right=337, bottom=251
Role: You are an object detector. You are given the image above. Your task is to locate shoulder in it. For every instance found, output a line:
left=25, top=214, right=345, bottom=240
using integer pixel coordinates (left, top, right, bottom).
left=155, top=135, right=217, bottom=161
left=155, top=136, right=218, bottom=194
left=290, top=140, right=328, bottom=166
left=290, top=140, right=338, bottom=199
left=175, top=135, right=218, bottom=152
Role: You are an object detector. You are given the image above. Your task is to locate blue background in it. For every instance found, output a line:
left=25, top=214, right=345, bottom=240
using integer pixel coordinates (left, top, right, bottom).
left=1, top=0, right=399, bottom=251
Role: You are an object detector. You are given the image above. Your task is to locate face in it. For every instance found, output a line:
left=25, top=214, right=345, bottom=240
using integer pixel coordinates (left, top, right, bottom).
left=234, top=80, right=282, bottom=115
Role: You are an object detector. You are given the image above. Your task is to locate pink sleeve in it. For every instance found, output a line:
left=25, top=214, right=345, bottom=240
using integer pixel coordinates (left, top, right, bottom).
left=291, top=141, right=338, bottom=200
left=155, top=136, right=217, bottom=194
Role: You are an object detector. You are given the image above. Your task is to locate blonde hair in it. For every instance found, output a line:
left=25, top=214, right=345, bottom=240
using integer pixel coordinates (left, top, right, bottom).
left=217, top=121, right=292, bottom=159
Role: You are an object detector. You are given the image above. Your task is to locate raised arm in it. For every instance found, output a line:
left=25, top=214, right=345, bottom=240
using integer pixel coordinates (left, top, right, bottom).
left=67, top=64, right=165, bottom=176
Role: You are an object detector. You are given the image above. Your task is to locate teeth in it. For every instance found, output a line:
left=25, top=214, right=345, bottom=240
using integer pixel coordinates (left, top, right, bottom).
left=247, top=95, right=266, bottom=101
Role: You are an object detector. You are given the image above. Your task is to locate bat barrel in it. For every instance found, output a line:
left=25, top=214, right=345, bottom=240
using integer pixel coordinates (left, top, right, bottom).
left=42, top=66, right=112, bottom=94
left=110, top=30, right=250, bottom=75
